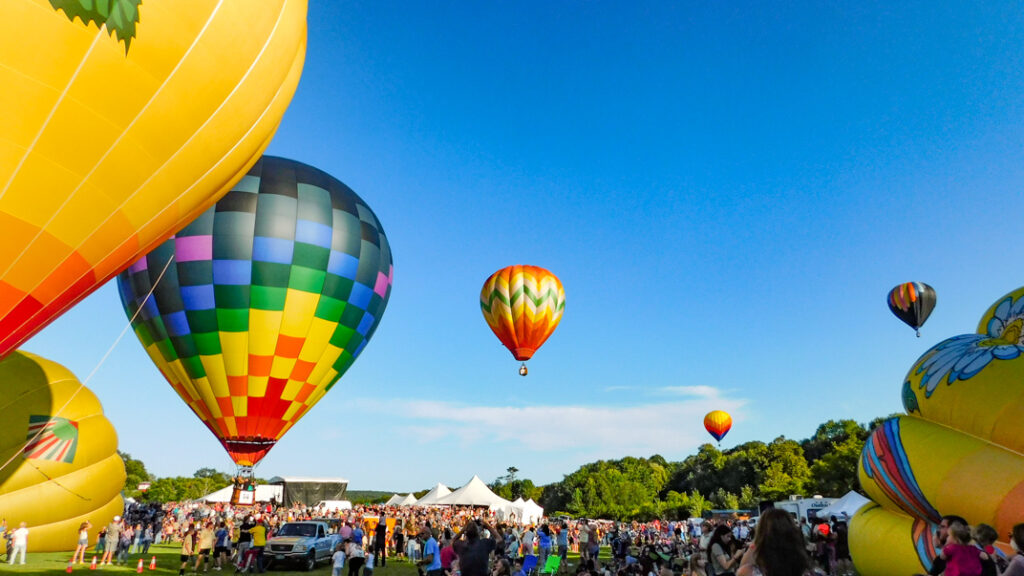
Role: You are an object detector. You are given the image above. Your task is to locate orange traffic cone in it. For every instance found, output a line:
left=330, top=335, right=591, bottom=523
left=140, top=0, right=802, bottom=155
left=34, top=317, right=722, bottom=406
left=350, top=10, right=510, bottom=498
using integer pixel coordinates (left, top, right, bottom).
left=90, top=556, right=97, bottom=570
left=149, top=556, right=157, bottom=570
left=67, top=559, right=74, bottom=573
left=136, top=559, right=144, bottom=573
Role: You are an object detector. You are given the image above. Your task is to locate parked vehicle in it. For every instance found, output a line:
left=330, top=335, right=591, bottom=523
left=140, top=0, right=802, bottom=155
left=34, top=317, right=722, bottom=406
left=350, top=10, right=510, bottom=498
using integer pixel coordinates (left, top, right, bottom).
left=266, top=521, right=340, bottom=571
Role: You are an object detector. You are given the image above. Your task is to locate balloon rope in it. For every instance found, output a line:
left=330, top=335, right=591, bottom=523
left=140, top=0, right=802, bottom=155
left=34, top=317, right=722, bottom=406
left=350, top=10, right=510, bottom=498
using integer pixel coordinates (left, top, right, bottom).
left=26, top=461, right=91, bottom=501
left=0, top=254, right=175, bottom=476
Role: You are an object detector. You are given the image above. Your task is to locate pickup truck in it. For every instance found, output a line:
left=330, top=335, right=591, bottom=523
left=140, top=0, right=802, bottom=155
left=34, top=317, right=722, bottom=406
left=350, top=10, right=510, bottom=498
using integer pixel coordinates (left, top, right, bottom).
left=266, top=521, right=340, bottom=571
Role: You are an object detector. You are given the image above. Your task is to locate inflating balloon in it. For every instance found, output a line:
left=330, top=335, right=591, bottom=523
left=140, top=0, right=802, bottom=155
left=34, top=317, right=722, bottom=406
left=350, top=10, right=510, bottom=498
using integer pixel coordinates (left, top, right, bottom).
left=852, top=286, right=1024, bottom=576
left=887, top=282, right=936, bottom=337
left=703, top=410, right=732, bottom=443
left=0, top=0, right=307, bottom=358
left=480, top=265, right=565, bottom=375
left=117, top=156, right=393, bottom=470
left=0, top=352, right=125, bottom=552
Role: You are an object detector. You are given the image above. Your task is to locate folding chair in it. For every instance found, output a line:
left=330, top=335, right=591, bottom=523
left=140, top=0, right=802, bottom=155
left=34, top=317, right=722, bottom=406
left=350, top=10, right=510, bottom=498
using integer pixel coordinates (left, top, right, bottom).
left=540, top=555, right=561, bottom=575
left=523, top=554, right=539, bottom=576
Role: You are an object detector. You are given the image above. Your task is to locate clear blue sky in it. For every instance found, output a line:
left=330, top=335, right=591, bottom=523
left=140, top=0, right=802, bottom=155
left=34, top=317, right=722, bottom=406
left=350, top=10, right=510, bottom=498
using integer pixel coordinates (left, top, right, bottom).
left=23, top=0, right=1024, bottom=493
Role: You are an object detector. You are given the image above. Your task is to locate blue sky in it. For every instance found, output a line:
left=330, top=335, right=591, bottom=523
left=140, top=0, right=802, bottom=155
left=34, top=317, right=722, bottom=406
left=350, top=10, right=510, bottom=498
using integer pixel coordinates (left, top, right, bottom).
left=23, top=0, right=1024, bottom=492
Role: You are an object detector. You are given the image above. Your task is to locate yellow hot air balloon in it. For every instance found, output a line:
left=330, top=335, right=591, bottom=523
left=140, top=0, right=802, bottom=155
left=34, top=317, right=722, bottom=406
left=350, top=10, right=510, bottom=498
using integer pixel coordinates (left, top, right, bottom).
left=0, top=351, right=125, bottom=552
left=0, top=0, right=307, bottom=357
left=851, top=285, right=1024, bottom=575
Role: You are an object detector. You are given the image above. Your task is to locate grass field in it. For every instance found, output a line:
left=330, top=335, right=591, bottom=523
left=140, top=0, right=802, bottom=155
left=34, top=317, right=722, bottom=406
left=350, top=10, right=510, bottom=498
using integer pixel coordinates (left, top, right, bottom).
left=0, top=545, right=591, bottom=576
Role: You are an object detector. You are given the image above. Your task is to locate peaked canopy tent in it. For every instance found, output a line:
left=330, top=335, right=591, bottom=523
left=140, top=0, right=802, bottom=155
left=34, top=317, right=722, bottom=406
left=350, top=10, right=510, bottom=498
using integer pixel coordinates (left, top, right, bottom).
left=268, top=477, right=348, bottom=507
left=812, top=491, right=870, bottom=521
left=434, top=475, right=511, bottom=508
left=415, top=483, right=452, bottom=506
left=383, top=494, right=403, bottom=506
left=398, top=493, right=419, bottom=506
left=201, top=484, right=282, bottom=504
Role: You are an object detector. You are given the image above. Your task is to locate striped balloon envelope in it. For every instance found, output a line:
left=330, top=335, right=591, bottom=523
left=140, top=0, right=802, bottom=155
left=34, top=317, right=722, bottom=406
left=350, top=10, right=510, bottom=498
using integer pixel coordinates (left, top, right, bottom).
left=0, top=0, right=307, bottom=358
left=703, top=410, right=732, bottom=443
left=887, top=282, right=936, bottom=336
left=116, top=156, right=393, bottom=467
left=480, top=265, right=565, bottom=374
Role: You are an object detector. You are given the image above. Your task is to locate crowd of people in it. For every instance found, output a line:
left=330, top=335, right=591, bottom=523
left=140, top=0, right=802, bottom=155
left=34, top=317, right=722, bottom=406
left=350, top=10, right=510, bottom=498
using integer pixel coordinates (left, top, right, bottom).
left=4, top=500, right=1024, bottom=576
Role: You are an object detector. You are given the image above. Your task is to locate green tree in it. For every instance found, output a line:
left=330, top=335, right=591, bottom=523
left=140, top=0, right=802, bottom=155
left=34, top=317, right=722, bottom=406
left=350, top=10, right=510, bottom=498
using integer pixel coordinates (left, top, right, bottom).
left=755, top=437, right=811, bottom=501
left=119, top=451, right=150, bottom=500
left=809, top=435, right=866, bottom=496
left=801, top=420, right=868, bottom=463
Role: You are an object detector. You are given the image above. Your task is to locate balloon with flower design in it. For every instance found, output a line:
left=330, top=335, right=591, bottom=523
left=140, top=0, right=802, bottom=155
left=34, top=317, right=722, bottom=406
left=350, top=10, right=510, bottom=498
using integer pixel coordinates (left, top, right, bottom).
left=851, top=286, right=1024, bottom=576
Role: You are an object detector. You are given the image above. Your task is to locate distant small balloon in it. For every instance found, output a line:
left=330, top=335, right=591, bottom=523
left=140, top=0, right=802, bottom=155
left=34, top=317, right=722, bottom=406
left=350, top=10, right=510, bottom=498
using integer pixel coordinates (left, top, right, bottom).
left=704, top=410, right=732, bottom=443
left=888, top=282, right=937, bottom=337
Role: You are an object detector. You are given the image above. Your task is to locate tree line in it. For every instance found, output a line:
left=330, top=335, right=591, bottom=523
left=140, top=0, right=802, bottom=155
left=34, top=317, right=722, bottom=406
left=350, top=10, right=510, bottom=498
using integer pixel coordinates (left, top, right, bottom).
left=496, top=417, right=890, bottom=521
left=120, top=416, right=890, bottom=520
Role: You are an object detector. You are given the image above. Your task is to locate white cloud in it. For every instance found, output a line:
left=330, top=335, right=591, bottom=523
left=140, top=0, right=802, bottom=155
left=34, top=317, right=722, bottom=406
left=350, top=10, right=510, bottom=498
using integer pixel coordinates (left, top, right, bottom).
left=653, top=385, right=721, bottom=398
left=350, top=393, right=746, bottom=457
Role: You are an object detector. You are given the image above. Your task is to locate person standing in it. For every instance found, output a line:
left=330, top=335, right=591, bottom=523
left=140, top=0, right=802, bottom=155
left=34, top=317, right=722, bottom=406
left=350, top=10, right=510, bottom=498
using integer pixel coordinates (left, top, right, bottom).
left=374, top=519, right=388, bottom=567
left=332, top=543, right=347, bottom=576
left=101, top=516, right=122, bottom=566
left=455, top=518, right=504, bottom=576
left=178, top=527, right=196, bottom=576
left=249, top=519, right=267, bottom=574
left=73, top=521, right=91, bottom=564
left=418, top=527, right=443, bottom=576
left=8, top=522, right=28, bottom=565
left=347, top=537, right=366, bottom=576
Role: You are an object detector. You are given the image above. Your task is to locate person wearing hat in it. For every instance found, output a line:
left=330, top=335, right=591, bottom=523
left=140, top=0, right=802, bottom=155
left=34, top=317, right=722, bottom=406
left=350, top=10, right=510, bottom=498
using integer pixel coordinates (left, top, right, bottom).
left=101, top=516, right=122, bottom=566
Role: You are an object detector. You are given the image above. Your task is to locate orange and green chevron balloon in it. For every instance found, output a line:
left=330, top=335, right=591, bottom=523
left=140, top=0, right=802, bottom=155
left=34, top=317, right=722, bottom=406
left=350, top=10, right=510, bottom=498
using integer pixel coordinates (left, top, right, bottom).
left=480, top=265, right=565, bottom=363
left=116, top=156, right=393, bottom=467
left=0, top=0, right=307, bottom=358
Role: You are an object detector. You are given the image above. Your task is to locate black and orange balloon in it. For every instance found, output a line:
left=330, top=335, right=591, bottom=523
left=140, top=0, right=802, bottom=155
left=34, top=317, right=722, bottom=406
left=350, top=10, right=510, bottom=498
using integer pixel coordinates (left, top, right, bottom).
left=888, top=282, right=937, bottom=337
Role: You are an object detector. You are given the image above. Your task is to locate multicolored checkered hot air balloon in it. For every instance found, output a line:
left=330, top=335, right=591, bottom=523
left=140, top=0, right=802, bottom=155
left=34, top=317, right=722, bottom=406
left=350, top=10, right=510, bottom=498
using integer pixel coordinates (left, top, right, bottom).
left=887, top=282, right=936, bottom=337
left=116, top=156, right=393, bottom=470
left=703, top=410, right=732, bottom=444
left=480, top=265, right=565, bottom=376
left=0, top=0, right=307, bottom=358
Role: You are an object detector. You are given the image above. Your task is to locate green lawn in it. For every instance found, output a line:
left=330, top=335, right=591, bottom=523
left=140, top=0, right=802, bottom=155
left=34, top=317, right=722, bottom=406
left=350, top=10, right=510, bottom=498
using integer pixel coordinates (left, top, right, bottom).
left=2, top=544, right=592, bottom=575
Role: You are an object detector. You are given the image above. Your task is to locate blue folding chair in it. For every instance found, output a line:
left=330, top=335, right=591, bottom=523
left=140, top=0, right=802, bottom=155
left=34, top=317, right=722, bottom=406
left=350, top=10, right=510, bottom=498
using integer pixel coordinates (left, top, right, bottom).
left=523, top=554, right=539, bottom=576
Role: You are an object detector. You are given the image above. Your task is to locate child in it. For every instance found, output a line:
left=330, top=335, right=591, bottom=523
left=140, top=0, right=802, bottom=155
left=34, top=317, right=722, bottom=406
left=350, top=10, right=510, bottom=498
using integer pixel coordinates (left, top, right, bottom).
left=939, top=522, right=985, bottom=576
left=332, top=543, right=347, bottom=576
left=365, top=552, right=376, bottom=576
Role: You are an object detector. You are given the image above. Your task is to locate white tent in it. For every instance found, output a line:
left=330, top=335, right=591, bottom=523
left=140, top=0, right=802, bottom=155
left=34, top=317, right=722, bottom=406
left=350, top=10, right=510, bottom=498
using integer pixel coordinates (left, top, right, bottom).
left=398, top=493, right=419, bottom=506
left=812, top=491, right=869, bottom=521
left=522, top=499, right=545, bottom=524
left=416, top=483, right=452, bottom=506
left=383, top=494, right=403, bottom=506
left=434, top=475, right=511, bottom=508
left=200, top=484, right=282, bottom=503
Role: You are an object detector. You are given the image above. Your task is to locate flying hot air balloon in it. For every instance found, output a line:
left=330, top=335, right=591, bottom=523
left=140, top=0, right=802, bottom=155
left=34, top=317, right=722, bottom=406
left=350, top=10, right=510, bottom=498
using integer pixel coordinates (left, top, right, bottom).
left=704, top=410, right=732, bottom=444
left=0, top=0, right=307, bottom=358
left=116, top=156, right=393, bottom=478
left=888, top=282, right=937, bottom=337
left=480, top=265, right=565, bottom=376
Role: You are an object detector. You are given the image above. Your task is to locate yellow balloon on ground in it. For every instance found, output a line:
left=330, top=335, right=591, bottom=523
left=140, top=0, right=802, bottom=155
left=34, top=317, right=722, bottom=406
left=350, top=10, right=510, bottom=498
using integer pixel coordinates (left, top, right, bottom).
left=0, top=351, right=125, bottom=552
left=0, top=0, right=307, bottom=358
left=852, top=286, right=1024, bottom=575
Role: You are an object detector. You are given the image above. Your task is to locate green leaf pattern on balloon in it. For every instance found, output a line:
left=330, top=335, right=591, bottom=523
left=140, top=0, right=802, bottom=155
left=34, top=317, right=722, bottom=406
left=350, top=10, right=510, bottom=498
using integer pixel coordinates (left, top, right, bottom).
left=48, top=0, right=142, bottom=53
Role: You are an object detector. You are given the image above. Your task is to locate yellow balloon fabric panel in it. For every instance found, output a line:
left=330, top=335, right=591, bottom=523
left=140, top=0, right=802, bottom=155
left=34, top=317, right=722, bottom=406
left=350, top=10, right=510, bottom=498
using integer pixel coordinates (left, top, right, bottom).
left=0, top=351, right=125, bottom=552
left=0, top=0, right=307, bottom=357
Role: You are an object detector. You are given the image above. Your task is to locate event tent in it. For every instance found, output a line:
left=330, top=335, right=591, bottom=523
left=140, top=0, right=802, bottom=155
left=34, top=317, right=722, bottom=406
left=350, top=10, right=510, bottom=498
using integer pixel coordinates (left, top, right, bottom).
left=268, top=476, right=348, bottom=507
left=383, top=494, right=403, bottom=506
left=522, top=499, right=545, bottom=524
left=397, top=493, right=419, bottom=506
left=434, top=475, right=511, bottom=508
left=200, top=484, right=282, bottom=503
left=812, top=491, right=870, bottom=520
left=416, top=483, right=452, bottom=506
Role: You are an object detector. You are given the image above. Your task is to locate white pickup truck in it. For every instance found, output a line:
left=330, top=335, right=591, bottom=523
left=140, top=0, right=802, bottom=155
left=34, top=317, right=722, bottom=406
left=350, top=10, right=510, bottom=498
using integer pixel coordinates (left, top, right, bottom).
left=266, top=521, right=340, bottom=571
